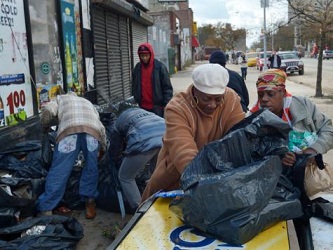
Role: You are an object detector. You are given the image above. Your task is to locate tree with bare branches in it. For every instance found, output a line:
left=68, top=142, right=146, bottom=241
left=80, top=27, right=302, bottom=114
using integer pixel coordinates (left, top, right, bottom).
left=288, top=0, right=333, bottom=97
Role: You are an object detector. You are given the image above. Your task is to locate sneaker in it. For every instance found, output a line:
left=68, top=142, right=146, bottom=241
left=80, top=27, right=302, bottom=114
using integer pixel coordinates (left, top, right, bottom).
left=85, top=198, right=96, bottom=219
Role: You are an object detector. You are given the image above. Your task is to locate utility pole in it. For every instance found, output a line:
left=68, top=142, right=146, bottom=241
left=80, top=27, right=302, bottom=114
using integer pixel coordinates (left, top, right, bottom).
left=272, top=30, right=274, bottom=51
left=261, top=0, right=269, bottom=71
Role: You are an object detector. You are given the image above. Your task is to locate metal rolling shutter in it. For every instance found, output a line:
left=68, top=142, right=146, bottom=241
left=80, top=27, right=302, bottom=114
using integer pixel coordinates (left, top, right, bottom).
left=105, top=12, right=130, bottom=102
left=92, top=7, right=131, bottom=104
left=92, top=7, right=109, bottom=104
left=131, top=22, right=148, bottom=67
left=118, top=15, right=131, bottom=99
left=106, top=12, right=122, bottom=102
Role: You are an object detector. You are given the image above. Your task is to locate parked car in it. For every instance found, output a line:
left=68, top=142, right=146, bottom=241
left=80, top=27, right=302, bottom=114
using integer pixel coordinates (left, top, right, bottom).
left=256, top=51, right=272, bottom=71
left=246, top=52, right=258, bottom=67
left=323, top=50, right=333, bottom=60
left=278, top=51, right=304, bottom=75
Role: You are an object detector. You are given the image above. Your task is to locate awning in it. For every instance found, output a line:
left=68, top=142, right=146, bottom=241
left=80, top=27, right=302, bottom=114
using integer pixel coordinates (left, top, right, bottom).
left=192, top=35, right=200, bottom=47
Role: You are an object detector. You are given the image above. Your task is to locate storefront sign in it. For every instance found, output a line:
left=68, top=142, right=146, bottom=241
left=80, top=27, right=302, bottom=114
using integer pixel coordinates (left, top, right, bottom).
left=60, top=0, right=79, bottom=93
left=0, top=0, right=33, bottom=127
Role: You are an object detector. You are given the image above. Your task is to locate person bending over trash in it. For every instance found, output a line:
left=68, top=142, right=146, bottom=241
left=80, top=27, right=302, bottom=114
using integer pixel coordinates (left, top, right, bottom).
left=109, top=103, right=166, bottom=213
left=37, top=91, right=106, bottom=219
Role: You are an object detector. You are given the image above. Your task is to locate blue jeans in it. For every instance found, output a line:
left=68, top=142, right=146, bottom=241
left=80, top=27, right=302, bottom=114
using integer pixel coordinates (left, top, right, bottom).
left=118, top=148, right=160, bottom=209
left=37, top=133, right=99, bottom=212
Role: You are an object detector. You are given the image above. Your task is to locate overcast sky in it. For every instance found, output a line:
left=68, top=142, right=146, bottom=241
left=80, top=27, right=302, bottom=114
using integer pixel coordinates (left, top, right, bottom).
left=189, top=0, right=288, bottom=47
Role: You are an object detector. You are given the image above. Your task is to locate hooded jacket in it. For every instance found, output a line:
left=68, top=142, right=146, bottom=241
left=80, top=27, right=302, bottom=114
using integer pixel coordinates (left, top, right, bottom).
left=132, top=43, right=173, bottom=116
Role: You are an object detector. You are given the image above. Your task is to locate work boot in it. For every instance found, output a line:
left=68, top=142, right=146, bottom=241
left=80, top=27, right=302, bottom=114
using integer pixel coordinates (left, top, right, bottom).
left=85, top=198, right=96, bottom=219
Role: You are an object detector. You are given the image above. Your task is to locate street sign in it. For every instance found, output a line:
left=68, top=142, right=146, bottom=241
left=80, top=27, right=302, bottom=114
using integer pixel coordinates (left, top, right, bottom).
left=261, top=0, right=269, bottom=8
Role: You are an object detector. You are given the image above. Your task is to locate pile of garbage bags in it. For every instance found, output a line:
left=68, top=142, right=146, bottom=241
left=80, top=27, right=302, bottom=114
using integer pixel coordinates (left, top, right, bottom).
left=0, top=99, right=145, bottom=248
left=0, top=138, right=83, bottom=248
left=0, top=140, right=47, bottom=226
left=0, top=215, right=83, bottom=249
left=170, top=109, right=304, bottom=245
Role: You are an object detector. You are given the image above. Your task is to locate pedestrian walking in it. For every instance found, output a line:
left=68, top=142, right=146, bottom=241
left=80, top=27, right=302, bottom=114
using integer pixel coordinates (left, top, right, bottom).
left=238, top=52, right=248, bottom=80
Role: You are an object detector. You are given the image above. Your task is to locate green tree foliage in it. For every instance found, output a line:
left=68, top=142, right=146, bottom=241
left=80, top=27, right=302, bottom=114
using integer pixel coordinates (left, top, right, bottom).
left=198, top=23, right=246, bottom=51
left=197, top=24, right=216, bottom=46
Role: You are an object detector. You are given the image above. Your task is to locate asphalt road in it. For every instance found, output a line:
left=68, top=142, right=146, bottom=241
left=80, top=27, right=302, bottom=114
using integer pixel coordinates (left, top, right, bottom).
left=289, top=57, right=333, bottom=95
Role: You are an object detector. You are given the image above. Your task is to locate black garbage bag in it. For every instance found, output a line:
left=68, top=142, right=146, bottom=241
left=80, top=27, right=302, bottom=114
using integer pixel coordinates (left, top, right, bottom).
left=0, top=140, right=48, bottom=179
left=96, top=152, right=131, bottom=213
left=0, top=215, right=83, bottom=250
left=0, top=207, right=17, bottom=230
left=0, top=177, right=45, bottom=227
left=60, top=165, right=84, bottom=210
left=90, top=109, right=129, bottom=213
left=0, top=116, right=42, bottom=152
left=180, top=109, right=291, bottom=190
left=41, top=131, right=56, bottom=170
left=0, top=141, right=49, bottom=227
left=170, top=109, right=303, bottom=245
left=0, top=140, right=41, bottom=155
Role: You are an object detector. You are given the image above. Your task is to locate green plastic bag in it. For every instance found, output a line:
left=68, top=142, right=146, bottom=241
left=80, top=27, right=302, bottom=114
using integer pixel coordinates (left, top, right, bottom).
left=288, top=130, right=318, bottom=152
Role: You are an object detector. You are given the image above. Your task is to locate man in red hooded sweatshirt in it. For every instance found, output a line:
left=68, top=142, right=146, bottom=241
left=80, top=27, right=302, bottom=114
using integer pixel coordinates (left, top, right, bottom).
left=132, top=43, right=173, bottom=117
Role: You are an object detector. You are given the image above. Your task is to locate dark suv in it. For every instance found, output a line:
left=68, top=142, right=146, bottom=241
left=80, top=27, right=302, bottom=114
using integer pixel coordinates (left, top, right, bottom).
left=278, top=51, right=304, bottom=75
